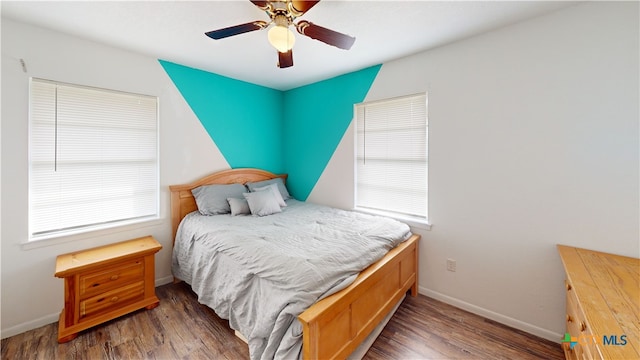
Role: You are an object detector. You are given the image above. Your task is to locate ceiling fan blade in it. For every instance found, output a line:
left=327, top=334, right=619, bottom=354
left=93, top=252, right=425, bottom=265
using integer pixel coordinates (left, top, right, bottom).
left=278, top=50, right=294, bottom=68
left=290, top=1, right=320, bottom=16
left=205, top=21, right=268, bottom=40
left=250, top=1, right=270, bottom=10
left=296, top=20, right=355, bottom=50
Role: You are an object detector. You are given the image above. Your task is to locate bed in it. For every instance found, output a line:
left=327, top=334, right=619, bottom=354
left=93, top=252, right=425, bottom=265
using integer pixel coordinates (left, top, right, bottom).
left=169, top=168, right=420, bottom=360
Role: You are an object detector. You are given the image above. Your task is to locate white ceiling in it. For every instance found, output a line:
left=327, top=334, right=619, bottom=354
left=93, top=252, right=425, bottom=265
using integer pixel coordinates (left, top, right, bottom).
left=1, top=1, right=578, bottom=90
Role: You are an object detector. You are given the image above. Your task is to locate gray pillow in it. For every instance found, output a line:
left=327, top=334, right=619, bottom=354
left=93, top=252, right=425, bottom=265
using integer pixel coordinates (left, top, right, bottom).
left=227, top=197, right=250, bottom=216
left=253, top=183, right=286, bottom=207
left=247, top=177, right=291, bottom=200
left=191, top=183, right=246, bottom=215
left=243, top=190, right=282, bottom=216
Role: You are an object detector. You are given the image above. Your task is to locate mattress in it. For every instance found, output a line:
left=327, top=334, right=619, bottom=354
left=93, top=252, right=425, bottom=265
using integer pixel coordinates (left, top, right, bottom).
left=172, top=199, right=411, bottom=359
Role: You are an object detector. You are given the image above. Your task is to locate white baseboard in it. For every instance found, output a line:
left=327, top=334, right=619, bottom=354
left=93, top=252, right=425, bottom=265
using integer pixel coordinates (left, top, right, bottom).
left=155, top=275, right=175, bottom=287
left=419, top=286, right=562, bottom=344
left=2, top=276, right=177, bottom=340
left=1, top=312, right=60, bottom=339
left=2, top=282, right=562, bottom=345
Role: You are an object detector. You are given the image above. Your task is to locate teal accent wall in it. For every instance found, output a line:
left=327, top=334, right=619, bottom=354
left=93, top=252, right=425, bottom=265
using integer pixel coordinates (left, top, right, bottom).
left=159, top=60, right=284, bottom=173
left=282, top=65, right=381, bottom=200
left=160, top=60, right=380, bottom=200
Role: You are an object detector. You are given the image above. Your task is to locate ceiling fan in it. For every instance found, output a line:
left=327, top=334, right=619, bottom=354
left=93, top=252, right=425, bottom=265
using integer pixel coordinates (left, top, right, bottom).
left=205, top=0, right=355, bottom=68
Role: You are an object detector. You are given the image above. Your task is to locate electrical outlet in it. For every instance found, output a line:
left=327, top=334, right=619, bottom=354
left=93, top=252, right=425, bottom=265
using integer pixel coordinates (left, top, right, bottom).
left=446, top=258, right=456, bottom=272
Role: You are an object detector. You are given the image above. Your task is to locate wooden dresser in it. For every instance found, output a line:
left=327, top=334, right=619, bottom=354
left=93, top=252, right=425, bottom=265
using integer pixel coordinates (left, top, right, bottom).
left=557, top=245, right=639, bottom=360
left=55, top=236, right=162, bottom=343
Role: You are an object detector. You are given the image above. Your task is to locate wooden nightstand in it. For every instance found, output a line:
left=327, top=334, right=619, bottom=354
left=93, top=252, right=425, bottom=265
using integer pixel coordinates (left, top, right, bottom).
left=54, top=236, right=162, bottom=343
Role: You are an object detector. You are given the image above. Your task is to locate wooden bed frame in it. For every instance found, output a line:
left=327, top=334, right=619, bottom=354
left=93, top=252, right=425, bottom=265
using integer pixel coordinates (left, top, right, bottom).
left=169, top=168, right=420, bottom=360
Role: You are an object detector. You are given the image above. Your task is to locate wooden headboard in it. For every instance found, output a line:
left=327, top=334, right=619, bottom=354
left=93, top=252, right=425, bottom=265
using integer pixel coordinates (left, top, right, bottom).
left=169, top=168, right=287, bottom=244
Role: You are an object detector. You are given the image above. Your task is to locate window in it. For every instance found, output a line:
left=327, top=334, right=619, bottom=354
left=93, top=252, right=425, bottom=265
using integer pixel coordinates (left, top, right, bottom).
left=355, top=93, right=428, bottom=222
left=29, top=78, right=159, bottom=240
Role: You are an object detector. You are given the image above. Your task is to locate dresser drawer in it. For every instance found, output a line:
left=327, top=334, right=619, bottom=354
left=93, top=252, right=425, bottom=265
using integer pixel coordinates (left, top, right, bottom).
left=565, top=279, right=603, bottom=360
left=79, top=259, right=144, bottom=299
left=565, top=280, right=583, bottom=359
left=80, top=280, right=145, bottom=321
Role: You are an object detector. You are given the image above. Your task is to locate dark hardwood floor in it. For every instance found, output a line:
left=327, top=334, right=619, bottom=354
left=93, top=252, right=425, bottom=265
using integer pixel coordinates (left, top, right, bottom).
left=1, top=282, right=563, bottom=359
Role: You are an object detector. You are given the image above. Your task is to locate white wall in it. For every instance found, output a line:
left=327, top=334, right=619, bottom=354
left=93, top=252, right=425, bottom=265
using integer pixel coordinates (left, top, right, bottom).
left=310, top=1, right=639, bottom=341
left=1, top=18, right=230, bottom=338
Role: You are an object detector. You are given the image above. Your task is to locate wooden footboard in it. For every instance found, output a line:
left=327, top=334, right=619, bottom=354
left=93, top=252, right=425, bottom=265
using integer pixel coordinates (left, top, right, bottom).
left=299, top=234, right=419, bottom=360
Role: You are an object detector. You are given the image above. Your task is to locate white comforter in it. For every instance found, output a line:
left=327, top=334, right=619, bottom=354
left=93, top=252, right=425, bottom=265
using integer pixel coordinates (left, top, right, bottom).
left=172, top=199, right=411, bottom=360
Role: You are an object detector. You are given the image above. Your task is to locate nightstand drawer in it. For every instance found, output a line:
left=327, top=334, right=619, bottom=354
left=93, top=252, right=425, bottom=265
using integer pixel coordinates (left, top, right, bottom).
left=80, top=280, right=145, bottom=321
left=80, top=259, right=144, bottom=299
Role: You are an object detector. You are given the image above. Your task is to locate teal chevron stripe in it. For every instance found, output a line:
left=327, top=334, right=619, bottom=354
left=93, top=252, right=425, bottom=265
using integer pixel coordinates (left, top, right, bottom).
left=159, top=59, right=380, bottom=200
left=159, top=60, right=284, bottom=173
left=282, top=65, right=381, bottom=200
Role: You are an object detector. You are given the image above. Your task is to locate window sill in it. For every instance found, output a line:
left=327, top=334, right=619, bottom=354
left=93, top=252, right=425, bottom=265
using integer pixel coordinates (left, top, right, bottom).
left=21, top=217, right=163, bottom=250
left=353, top=207, right=431, bottom=231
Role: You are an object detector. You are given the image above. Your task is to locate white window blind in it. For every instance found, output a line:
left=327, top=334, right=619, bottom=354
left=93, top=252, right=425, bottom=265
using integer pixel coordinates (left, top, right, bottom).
left=29, top=78, right=158, bottom=239
left=355, top=93, right=427, bottom=220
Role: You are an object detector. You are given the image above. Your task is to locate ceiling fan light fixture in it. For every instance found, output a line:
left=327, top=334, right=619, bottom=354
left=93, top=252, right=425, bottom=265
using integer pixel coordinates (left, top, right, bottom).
left=205, top=1, right=353, bottom=68
left=268, top=24, right=295, bottom=52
